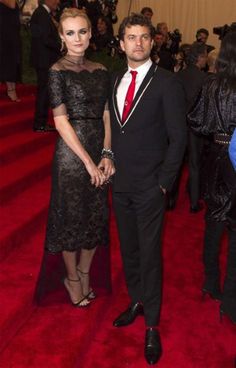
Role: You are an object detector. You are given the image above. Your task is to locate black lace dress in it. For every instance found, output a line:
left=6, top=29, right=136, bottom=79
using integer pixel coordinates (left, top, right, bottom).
left=45, top=56, right=110, bottom=252
left=188, top=77, right=236, bottom=229
left=34, top=57, right=111, bottom=304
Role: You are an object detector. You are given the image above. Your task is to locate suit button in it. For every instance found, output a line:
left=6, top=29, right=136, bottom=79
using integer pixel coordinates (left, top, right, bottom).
left=121, top=130, right=124, bottom=134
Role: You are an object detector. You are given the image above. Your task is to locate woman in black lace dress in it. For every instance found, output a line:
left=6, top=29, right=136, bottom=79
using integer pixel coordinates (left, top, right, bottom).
left=188, top=31, right=236, bottom=323
left=44, top=8, right=115, bottom=307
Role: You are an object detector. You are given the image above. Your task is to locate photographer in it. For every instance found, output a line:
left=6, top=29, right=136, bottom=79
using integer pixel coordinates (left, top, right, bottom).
left=156, top=22, right=181, bottom=56
left=151, top=31, right=174, bottom=71
left=196, top=28, right=214, bottom=53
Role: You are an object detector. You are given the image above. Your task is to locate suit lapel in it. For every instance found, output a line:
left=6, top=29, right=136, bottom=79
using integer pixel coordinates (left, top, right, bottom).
left=112, top=69, right=127, bottom=125
left=113, top=63, right=158, bottom=128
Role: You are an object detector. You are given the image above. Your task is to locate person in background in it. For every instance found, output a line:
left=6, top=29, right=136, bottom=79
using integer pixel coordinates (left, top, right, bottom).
left=0, top=0, right=21, bottom=102
left=229, top=129, right=236, bottom=170
left=188, top=31, right=236, bottom=324
left=43, top=8, right=114, bottom=307
left=195, top=28, right=215, bottom=54
left=141, top=7, right=153, bottom=22
left=90, top=15, right=113, bottom=51
left=178, top=42, right=208, bottom=212
left=151, top=31, right=174, bottom=71
left=30, top=0, right=61, bottom=132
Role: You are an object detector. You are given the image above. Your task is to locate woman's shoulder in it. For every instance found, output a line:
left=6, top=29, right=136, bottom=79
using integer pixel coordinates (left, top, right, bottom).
left=86, top=60, right=107, bottom=72
left=50, top=58, right=66, bottom=72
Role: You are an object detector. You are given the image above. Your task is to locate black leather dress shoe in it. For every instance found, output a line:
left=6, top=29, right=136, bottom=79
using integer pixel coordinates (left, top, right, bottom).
left=144, top=328, right=162, bottom=365
left=113, top=302, right=144, bottom=327
left=33, top=126, right=45, bottom=132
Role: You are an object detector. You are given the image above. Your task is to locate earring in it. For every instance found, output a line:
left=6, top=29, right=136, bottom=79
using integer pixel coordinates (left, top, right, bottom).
left=60, top=39, right=66, bottom=52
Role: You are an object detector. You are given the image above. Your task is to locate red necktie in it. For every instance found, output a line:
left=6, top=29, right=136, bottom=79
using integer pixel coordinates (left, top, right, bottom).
left=122, top=70, right=138, bottom=122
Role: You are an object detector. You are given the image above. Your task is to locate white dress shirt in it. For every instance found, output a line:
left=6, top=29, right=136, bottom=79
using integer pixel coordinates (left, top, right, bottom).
left=117, top=58, right=153, bottom=118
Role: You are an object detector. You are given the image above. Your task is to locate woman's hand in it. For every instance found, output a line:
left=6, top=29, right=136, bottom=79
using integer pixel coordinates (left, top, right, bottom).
left=85, top=160, right=107, bottom=187
left=98, top=158, right=115, bottom=182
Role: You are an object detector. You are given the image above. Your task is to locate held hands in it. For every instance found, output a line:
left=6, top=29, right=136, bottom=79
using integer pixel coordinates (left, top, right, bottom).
left=85, top=160, right=107, bottom=187
left=98, top=158, right=116, bottom=185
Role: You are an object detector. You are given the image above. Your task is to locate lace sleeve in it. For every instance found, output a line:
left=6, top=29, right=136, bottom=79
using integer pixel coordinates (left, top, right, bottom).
left=48, top=69, right=67, bottom=117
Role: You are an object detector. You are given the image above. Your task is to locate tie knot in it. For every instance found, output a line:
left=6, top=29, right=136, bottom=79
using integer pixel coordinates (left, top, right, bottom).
left=130, top=70, right=138, bottom=79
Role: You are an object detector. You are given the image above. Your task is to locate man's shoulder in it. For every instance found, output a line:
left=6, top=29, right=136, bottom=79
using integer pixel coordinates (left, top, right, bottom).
left=31, top=5, right=48, bottom=19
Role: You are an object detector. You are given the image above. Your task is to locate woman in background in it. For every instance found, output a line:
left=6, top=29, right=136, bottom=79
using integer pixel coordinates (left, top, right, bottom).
left=188, top=31, right=236, bottom=324
left=0, top=0, right=21, bottom=101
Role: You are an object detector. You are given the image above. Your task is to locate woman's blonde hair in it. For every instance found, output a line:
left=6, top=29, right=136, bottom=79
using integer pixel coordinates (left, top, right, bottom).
left=58, top=8, right=91, bottom=35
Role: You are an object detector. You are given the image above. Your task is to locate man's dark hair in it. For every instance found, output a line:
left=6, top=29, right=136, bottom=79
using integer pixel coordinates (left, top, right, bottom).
left=141, top=7, right=153, bottom=16
left=196, top=28, right=209, bottom=38
left=118, top=13, right=155, bottom=41
left=185, top=42, right=207, bottom=65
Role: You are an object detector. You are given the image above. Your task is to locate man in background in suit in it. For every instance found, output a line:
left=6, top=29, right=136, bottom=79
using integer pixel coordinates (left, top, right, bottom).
left=110, top=13, right=186, bottom=365
left=30, top=0, right=61, bottom=132
left=178, top=42, right=207, bottom=212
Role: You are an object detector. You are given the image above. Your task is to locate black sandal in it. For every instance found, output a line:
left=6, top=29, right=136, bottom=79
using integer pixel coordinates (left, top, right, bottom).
left=63, top=277, right=90, bottom=307
left=77, top=268, right=97, bottom=300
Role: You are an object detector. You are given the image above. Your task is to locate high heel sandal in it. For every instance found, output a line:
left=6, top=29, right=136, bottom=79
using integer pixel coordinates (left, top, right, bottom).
left=7, top=89, right=20, bottom=102
left=77, top=268, right=97, bottom=300
left=219, top=305, right=236, bottom=324
left=63, top=277, right=90, bottom=307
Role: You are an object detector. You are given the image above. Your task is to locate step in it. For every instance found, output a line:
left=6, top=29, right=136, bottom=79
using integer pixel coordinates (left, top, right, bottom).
left=0, top=129, right=55, bottom=166
left=0, top=140, right=55, bottom=205
left=0, top=175, right=51, bottom=262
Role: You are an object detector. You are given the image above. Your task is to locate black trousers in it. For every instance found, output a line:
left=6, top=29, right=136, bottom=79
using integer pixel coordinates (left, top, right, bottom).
left=204, top=220, right=236, bottom=314
left=34, top=68, right=50, bottom=128
left=188, top=131, right=204, bottom=207
left=112, top=185, right=166, bottom=326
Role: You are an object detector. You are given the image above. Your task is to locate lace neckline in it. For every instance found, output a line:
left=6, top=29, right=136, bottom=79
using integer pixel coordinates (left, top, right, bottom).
left=63, top=54, right=85, bottom=66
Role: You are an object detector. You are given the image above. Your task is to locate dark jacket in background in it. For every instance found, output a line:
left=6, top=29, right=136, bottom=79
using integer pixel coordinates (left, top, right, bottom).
left=30, top=5, right=61, bottom=69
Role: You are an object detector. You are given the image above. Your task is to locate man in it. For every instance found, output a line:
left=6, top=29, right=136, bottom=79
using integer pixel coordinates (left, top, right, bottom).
left=109, top=14, right=186, bottom=365
left=196, top=28, right=215, bottom=53
left=151, top=31, right=174, bottom=71
left=30, top=0, right=61, bottom=132
left=178, top=42, right=208, bottom=212
left=141, top=7, right=153, bottom=22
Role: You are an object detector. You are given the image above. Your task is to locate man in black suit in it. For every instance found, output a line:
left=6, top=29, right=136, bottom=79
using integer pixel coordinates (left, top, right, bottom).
left=110, top=14, right=186, bottom=365
left=30, top=0, right=61, bottom=132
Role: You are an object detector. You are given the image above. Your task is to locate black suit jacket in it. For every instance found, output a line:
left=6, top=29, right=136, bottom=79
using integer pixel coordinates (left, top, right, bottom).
left=110, top=63, right=187, bottom=192
left=30, top=5, right=61, bottom=69
left=177, top=65, right=207, bottom=112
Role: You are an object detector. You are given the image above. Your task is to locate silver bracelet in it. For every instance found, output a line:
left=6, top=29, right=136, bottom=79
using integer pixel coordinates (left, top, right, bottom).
left=101, top=148, right=115, bottom=161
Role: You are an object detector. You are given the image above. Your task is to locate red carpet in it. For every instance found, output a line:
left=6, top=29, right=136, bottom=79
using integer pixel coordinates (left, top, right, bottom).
left=0, top=83, right=235, bottom=368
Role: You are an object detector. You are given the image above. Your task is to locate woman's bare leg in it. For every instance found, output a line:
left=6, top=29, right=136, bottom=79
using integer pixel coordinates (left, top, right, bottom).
left=63, top=250, right=89, bottom=306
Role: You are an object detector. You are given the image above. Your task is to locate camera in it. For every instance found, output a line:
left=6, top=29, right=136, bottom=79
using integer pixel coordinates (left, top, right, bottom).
left=103, top=0, right=118, bottom=12
left=169, top=29, right=182, bottom=44
left=213, top=22, right=236, bottom=40
left=167, top=29, right=182, bottom=54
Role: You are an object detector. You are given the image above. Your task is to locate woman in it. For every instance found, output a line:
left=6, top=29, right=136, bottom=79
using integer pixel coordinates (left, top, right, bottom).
left=0, top=0, right=21, bottom=101
left=188, top=31, right=236, bottom=324
left=44, top=8, right=115, bottom=307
